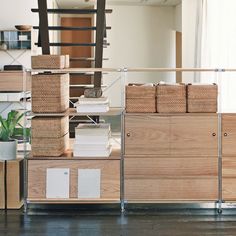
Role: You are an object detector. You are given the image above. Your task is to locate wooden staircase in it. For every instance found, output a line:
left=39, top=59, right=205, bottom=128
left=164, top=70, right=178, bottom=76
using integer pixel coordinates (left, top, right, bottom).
left=32, top=0, right=111, bottom=87
left=32, top=0, right=111, bottom=137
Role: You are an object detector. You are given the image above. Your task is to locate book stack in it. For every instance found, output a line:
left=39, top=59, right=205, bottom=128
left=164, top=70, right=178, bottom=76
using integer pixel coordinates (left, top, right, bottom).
left=73, top=123, right=112, bottom=157
left=74, top=96, right=109, bottom=113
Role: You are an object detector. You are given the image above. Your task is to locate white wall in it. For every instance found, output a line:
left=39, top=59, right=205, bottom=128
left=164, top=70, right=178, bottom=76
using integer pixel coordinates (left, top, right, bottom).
left=0, top=0, right=58, bottom=117
left=0, top=0, right=38, bottom=70
left=175, top=3, right=182, bottom=32
left=0, top=0, right=58, bottom=70
left=182, top=0, right=198, bottom=82
left=103, top=5, right=176, bottom=106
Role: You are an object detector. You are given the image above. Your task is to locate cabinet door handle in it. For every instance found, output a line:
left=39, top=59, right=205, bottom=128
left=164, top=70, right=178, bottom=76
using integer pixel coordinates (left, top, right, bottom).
left=127, top=133, right=131, bottom=137
left=212, top=133, right=216, bottom=137
left=224, top=133, right=228, bottom=137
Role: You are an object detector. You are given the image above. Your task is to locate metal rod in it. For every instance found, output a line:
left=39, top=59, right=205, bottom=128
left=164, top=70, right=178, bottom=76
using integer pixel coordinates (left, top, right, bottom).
left=31, top=68, right=236, bottom=73
left=23, top=70, right=28, bottom=213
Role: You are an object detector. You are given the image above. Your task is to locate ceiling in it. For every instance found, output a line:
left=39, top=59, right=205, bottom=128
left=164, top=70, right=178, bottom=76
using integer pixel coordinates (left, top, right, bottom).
left=56, top=0, right=182, bottom=9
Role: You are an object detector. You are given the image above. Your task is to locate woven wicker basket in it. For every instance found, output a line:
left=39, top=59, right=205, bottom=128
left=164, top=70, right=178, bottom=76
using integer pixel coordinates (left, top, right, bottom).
left=31, top=133, right=69, bottom=157
left=32, top=73, right=69, bottom=113
left=126, top=84, right=156, bottom=113
left=156, top=84, right=186, bottom=113
left=31, top=55, right=70, bottom=69
left=187, top=84, right=218, bottom=113
left=31, top=116, right=69, bottom=139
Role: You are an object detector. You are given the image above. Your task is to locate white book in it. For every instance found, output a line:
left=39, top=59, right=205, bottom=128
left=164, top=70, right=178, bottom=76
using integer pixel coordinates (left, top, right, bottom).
left=46, top=168, right=70, bottom=199
left=77, top=96, right=109, bottom=105
left=73, top=143, right=110, bottom=151
left=75, top=123, right=111, bottom=136
left=73, top=146, right=112, bottom=157
left=78, top=169, right=101, bottom=198
left=75, top=135, right=110, bottom=145
left=76, top=104, right=109, bottom=113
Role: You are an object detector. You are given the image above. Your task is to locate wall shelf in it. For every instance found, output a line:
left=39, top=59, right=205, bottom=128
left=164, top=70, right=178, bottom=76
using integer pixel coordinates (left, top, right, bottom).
left=0, top=30, right=31, bottom=50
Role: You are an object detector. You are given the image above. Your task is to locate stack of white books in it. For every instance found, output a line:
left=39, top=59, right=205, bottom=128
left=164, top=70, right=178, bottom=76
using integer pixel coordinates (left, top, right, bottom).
left=73, top=123, right=112, bottom=157
left=74, top=96, right=109, bottom=113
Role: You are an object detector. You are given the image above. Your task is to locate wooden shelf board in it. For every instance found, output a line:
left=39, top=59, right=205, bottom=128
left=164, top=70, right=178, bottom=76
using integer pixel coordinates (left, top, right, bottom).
left=30, top=108, right=123, bottom=117
left=124, top=112, right=219, bottom=116
left=27, top=147, right=121, bottom=160
left=27, top=198, right=120, bottom=204
left=125, top=200, right=218, bottom=203
left=125, top=176, right=218, bottom=180
left=124, top=155, right=218, bottom=158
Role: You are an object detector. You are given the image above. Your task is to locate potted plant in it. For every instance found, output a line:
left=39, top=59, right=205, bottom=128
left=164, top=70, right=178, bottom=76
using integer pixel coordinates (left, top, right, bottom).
left=0, top=111, right=24, bottom=160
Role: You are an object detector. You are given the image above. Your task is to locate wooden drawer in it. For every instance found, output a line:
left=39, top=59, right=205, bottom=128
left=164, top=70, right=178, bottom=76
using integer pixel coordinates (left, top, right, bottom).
left=125, top=115, right=170, bottom=155
left=222, top=115, right=236, bottom=156
left=124, top=157, right=218, bottom=201
left=170, top=115, right=218, bottom=156
left=125, top=179, right=218, bottom=201
left=222, top=157, right=236, bottom=200
left=28, top=160, right=120, bottom=201
left=222, top=157, right=236, bottom=177
left=125, top=157, right=218, bottom=178
left=0, top=72, right=31, bottom=91
left=222, top=178, right=236, bottom=200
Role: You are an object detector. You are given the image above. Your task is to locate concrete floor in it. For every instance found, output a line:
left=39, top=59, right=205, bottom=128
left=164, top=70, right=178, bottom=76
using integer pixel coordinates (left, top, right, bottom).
left=1, top=206, right=236, bottom=236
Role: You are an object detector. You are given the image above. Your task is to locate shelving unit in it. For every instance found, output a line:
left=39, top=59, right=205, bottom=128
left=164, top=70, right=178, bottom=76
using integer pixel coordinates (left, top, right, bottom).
left=21, top=67, right=236, bottom=213
left=26, top=67, right=123, bottom=207
left=0, top=30, right=31, bottom=50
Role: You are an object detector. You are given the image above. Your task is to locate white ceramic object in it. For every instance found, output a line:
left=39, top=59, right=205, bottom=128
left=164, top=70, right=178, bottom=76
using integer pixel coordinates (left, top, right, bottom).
left=0, top=140, right=17, bottom=160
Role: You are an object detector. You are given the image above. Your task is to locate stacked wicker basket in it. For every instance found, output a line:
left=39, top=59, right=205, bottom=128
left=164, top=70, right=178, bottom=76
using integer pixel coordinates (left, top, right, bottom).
left=126, top=83, right=218, bottom=113
left=31, top=55, right=70, bottom=157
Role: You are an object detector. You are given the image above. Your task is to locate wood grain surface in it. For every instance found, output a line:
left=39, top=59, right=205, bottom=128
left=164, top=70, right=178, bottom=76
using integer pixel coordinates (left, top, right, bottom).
left=125, top=178, right=218, bottom=201
left=28, top=160, right=120, bottom=201
left=222, top=115, right=236, bottom=156
left=125, top=157, right=218, bottom=178
left=125, top=115, right=170, bottom=155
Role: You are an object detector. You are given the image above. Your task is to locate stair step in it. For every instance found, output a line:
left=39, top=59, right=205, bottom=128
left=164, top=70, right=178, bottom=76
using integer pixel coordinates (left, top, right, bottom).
left=70, top=57, right=109, bottom=61
left=33, top=26, right=111, bottom=31
left=70, top=72, right=94, bottom=76
left=70, top=84, right=94, bottom=88
left=35, top=43, right=110, bottom=47
left=31, top=9, right=113, bottom=14
left=70, top=84, right=107, bottom=88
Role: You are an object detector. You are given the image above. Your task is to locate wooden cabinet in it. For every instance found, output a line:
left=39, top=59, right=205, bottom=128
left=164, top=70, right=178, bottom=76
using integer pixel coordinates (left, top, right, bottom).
left=125, top=157, right=218, bottom=201
left=0, top=71, right=31, bottom=92
left=28, top=159, right=120, bottom=202
left=222, top=115, right=236, bottom=156
left=222, top=157, right=236, bottom=200
left=222, top=115, right=236, bottom=200
left=124, top=114, right=219, bottom=202
left=125, top=115, right=170, bottom=155
left=0, top=159, right=24, bottom=209
left=125, top=114, right=218, bottom=156
left=171, top=115, right=218, bottom=156
left=0, top=162, right=4, bottom=209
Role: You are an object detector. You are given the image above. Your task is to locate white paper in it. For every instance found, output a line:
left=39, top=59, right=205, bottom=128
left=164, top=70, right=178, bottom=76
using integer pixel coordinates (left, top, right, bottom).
left=78, top=169, right=101, bottom=198
left=46, top=168, right=70, bottom=199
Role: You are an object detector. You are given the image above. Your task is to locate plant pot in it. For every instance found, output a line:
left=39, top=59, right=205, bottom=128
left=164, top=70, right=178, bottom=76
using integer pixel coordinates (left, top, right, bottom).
left=0, top=140, right=17, bottom=160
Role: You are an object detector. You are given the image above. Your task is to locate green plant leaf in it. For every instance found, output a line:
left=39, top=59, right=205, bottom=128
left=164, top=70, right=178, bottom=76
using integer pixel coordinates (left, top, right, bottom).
left=0, top=111, right=25, bottom=141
